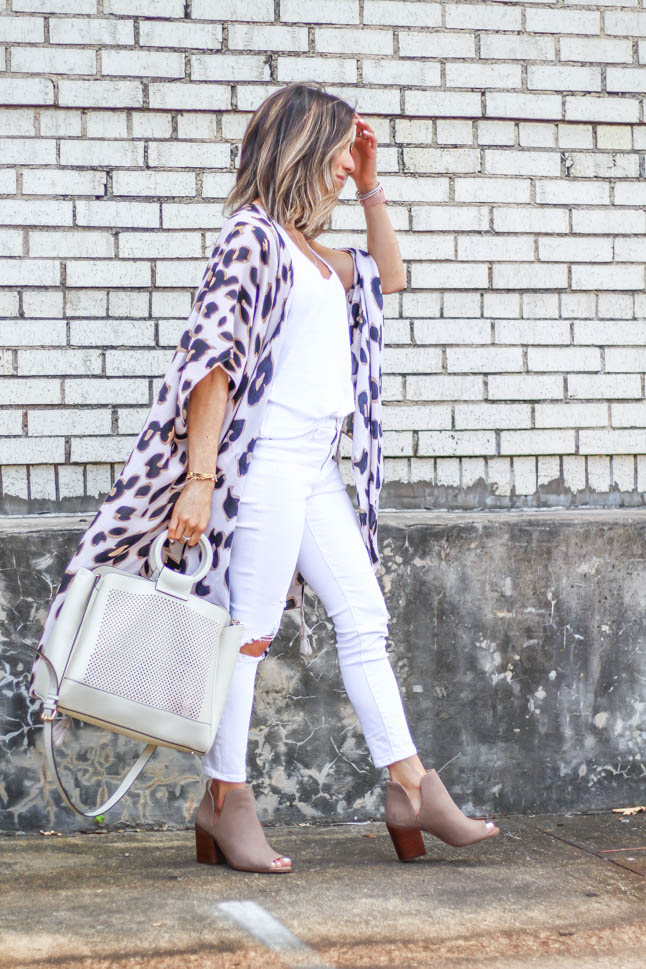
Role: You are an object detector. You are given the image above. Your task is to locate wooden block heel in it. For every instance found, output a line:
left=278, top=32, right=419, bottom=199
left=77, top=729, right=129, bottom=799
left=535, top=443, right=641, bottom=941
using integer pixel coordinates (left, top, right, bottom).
left=386, top=824, right=426, bottom=862
left=195, top=783, right=292, bottom=873
left=195, top=824, right=225, bottom=865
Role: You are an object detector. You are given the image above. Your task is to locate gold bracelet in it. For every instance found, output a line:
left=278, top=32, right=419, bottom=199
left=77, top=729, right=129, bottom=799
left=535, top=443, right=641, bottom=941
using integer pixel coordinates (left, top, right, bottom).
left=186, top=470, right=218, bottom=483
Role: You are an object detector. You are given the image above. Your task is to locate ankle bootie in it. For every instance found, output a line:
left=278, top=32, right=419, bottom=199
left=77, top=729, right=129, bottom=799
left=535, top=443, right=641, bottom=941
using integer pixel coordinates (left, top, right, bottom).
left=195, top=783, right=292, bottom=873
left=385, top=769, right=500, bottom=861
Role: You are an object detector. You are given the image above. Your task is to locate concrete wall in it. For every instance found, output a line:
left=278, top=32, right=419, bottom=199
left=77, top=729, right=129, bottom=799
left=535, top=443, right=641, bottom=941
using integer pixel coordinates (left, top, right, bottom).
left=3, top=2, right=646, bottom=510
left=1, top=511, right=643, bottom=832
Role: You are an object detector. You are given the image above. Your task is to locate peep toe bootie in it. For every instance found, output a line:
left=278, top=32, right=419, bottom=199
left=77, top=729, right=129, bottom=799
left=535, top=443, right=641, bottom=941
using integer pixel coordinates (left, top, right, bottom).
left=195, top=783, right=292, bottom=873
left=385, top=769, right=500, bottom=862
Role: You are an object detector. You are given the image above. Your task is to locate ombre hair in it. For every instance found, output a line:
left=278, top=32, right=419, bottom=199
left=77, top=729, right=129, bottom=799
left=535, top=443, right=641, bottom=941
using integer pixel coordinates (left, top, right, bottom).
left=224, top=83, right=356, bottom=239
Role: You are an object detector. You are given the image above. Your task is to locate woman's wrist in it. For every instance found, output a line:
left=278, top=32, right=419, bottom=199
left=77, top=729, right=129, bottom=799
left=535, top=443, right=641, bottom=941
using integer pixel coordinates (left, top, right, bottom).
left=185, top=475, right=215, bottom=490
left=186, top=466, right=220, bottom=482
left=357, top=183, right=387, bottom=208
left=354, top=178, right=379, bottom=195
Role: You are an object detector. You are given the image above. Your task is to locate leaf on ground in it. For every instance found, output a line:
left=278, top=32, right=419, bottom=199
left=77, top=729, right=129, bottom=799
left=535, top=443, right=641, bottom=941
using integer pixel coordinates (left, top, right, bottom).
left=39, top=829, right=62, bottom=837
left=362, top=832, right=377, bottom=839
left=612, top=806, right=646, bottom=816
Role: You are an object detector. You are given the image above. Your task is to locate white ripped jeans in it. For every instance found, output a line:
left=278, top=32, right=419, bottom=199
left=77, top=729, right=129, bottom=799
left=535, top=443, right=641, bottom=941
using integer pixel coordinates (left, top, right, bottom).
left=201, top=416, right=417, bottom=781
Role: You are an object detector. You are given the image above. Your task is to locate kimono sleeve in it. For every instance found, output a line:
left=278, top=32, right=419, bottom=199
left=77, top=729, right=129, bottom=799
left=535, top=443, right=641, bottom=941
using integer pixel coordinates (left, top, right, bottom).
left=340, top=245, right=384, bottom=441
left=175, top=219, right=271, bottom=431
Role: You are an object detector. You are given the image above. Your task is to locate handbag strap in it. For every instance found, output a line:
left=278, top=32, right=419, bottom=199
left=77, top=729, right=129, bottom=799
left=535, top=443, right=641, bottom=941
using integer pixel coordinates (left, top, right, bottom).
left=42, top=720, right=156, bottom=818
left=29, top=645, right=157, bottom=818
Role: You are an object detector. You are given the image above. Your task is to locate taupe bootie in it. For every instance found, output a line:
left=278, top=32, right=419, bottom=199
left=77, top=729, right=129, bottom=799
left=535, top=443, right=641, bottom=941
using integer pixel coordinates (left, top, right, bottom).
left=195, top=782, right=292, bottom=873
left=385, top=769, right=500, bottom=861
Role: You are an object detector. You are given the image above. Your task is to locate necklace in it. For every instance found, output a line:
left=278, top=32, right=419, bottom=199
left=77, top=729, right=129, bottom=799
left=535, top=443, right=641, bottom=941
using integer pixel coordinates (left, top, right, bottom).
left=285, top=227, right=330, bottom=277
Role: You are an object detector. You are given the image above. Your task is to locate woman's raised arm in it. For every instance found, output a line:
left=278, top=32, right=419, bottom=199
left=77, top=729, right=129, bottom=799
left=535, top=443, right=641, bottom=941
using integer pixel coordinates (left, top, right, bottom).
left=312, top=114, right=406, bottom=295
left=352, top=116, right=405, bottom=294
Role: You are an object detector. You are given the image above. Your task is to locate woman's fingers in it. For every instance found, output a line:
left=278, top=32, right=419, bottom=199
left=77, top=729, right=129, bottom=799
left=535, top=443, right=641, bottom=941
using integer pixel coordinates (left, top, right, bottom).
left=168, top=513, right=194, bottom=543
left=168, top=520, right=191, bottom=544
left=172, top=525, right=199, bottom=546
left=167, top=487, right=212, bottom=546
left=355, top=131, right=379, bottom=154
left=356, top=116, right=376, bottom=137
left=175, top=520, right=201, bottom=546
left=167, top=513, right=180, bottom=542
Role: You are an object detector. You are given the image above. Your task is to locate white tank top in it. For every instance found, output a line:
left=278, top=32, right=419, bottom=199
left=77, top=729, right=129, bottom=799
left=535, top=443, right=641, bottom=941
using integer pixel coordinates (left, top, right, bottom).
left=259, top=222, right=355, bottom=438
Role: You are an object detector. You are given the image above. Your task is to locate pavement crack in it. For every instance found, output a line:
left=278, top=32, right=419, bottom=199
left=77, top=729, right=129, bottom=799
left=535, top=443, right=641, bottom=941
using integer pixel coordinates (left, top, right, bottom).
left=537, top=827, right=646, bottom=879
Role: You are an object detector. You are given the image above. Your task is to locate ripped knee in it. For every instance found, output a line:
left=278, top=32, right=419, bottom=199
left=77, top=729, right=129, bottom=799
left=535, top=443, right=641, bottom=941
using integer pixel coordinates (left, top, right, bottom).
left=239, top=636, right=273, bottom=658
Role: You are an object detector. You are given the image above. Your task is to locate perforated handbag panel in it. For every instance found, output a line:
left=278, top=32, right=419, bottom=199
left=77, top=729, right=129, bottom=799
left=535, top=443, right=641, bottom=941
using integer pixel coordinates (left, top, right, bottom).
left=82, top=587, right=222, bottom=720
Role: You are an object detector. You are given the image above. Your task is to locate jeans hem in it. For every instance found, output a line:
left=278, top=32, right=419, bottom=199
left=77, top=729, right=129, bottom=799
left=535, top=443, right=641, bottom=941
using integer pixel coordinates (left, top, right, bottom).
left=201, top=768, right=247, bottom=783
left=371, top=743, right=418, bottom=771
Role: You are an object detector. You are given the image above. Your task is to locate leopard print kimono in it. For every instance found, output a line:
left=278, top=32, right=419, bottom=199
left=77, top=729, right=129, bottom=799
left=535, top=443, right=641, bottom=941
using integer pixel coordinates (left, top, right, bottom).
left=33, top=201, right=385, bottom=675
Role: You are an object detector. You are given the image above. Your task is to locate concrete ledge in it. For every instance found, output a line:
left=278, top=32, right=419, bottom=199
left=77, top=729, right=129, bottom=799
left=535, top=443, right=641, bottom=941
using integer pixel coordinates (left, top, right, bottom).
left=1, top=510, right=644, bottom=831
left=9, top=506, right=646, bottom=530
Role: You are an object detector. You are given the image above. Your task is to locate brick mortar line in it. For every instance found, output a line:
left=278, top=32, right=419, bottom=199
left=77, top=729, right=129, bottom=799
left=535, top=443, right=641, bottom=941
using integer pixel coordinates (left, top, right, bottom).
left=2, top=111, right=644, bottom=128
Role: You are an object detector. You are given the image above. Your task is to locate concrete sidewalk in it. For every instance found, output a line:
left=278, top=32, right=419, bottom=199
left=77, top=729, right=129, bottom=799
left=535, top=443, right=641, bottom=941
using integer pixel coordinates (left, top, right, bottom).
left=1, top=812, right=644, bottom=969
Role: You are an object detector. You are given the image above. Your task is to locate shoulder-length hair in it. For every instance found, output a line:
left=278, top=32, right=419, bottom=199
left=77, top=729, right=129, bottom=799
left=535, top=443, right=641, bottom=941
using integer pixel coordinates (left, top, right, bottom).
left=224, top=83, right=356, bottom=239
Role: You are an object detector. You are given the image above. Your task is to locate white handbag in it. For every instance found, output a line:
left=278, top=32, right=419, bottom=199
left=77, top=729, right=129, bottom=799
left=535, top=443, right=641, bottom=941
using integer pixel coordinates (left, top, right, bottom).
left=30, top=528, right=244, bottom=817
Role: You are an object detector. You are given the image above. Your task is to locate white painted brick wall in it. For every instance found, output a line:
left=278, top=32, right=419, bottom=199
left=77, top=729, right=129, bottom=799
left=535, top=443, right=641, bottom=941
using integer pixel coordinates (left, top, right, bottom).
left=4, top=2, right=646, bottom=508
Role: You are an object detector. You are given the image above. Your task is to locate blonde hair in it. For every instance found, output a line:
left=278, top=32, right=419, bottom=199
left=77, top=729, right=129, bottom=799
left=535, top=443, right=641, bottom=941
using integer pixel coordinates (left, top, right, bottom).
left=224, top=83, right=356, bottom=239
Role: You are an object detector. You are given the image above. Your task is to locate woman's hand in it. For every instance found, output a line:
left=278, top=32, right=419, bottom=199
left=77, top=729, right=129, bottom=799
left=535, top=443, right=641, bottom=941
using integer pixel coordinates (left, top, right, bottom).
left=352, top=114, right=379, bottom=195
left=168, top=479, right=214, bottom=547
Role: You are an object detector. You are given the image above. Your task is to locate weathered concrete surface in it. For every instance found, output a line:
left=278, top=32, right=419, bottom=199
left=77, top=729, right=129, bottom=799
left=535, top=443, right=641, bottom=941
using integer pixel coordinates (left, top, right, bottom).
left=0, top=813, right=644, bottom=969
left=5, top=475, right=646, bottom=516
left=381, top=476, right=646, bottom=511
left=1, top=510, right=645, bottom=832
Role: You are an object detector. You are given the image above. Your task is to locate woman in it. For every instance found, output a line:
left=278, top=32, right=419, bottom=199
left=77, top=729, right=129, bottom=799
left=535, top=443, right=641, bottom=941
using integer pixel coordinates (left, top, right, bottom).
left=34, top=83, right=499, bottom=873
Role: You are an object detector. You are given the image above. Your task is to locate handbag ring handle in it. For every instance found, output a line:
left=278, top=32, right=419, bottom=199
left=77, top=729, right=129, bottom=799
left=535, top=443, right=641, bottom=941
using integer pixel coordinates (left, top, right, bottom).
left=149, top=528, right=212, bottom=586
